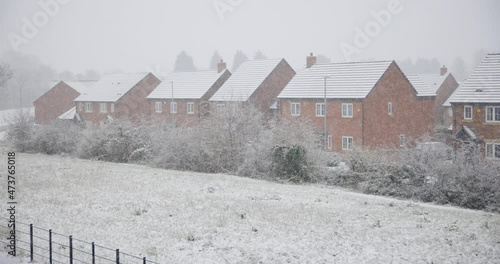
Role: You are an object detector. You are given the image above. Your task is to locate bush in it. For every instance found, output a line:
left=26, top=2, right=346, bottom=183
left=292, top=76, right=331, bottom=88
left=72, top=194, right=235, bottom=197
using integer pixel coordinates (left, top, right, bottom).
left=6, top=111, right=35, bottom=152
left=271, top=145, right=310, bottom=182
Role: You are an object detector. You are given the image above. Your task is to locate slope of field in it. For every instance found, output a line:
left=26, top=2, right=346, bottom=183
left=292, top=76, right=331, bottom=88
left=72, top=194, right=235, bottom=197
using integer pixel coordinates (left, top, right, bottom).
left=0, top=146, right=499, bottom=263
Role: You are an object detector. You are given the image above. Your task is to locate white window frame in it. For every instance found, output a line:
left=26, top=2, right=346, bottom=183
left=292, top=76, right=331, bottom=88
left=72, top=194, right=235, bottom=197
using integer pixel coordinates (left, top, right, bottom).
left=400, top=134, right=406, bottom=147
left=155, top=102, right=162, bottom=113
left=110, top=103, right=115, bottom=113
left=327, top=135, right=332, bottom=150
left=342, top=103, right=353, bottom=118
left=291, top=102, right=300, bottom=116
left=187, top=102, right=194, bottom=114
left=486, top=106, right=500, bottom=122
left=78, top=102, right=84, bottom=112
left=99, top=103, right=107, bottom=113
left=342, top=136, right=353, bottom=150
left=217, top=104, right=225, bottom=115
left=170, top=102, right=177, bottom=114
left=316, top=103, right=325, bottom=117
left=85, top=103, right=93, bottom=113
left=448, top=107, right=452, bottom=117
left=464, top=105, right=472, bottom=120
left=486, top=143, right=500, bottom=159
left=388, top=102, right=393, bottom=115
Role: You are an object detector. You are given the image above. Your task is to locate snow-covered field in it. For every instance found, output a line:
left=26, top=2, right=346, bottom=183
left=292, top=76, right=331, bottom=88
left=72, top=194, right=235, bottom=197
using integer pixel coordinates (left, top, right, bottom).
left=0, top=145, right=499, bottom=263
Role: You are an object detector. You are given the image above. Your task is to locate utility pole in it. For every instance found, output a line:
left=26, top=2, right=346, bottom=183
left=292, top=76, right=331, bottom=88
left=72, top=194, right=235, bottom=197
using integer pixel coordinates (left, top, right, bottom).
left=323, top=76, right=330, bottom=150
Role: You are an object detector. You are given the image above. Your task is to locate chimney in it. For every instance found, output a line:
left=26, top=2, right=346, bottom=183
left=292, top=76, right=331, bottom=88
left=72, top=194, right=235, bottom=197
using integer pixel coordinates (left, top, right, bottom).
left=306, top=52, right=317, bottom=68
left=217, top=59, right=227, bottom=73
left=440, top=65, right=447, bottom=76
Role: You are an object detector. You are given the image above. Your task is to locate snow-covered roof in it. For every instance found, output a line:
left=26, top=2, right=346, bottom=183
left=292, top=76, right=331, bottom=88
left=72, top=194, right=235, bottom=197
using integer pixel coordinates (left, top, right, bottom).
left=417, top=73, right=450, bottom=94
left=147, top=70, right=229, bottom=100
left=445, top=53, right=500, bottom=105
left=64, top=81, right=96, bottom=94
left=277, top=60, right=394, bottom=99
left=58, top=106, right=76, bottom=120
left=462, top=126, right=478, bottom=141
left=405, top=75, right=436, bottom=97
left=210, top=59, right=284, bottom=101
left=75, top=73, right=152, bottom=102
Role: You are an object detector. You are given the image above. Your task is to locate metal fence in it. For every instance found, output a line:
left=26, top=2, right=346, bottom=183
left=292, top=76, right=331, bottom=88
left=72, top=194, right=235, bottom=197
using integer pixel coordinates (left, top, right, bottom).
left=0, top=216, right=160, bottom=264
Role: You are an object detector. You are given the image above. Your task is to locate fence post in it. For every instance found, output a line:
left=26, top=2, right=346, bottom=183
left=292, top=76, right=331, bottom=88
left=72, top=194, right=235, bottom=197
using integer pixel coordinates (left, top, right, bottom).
left=69, top=235, right=73, bottom=264
left=116, top=249, right=119, bottom=264
left=49, top=229, right=52, bottom=264
left=29, top=224, right=33, bottom=262
left=92, top=242, right=95, bottom=264
left=143, top=257, right=146, bottom=264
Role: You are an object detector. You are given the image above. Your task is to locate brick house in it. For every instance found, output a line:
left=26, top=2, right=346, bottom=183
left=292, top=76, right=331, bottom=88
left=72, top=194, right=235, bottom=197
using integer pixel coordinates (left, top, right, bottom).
left=33, top=81, right=96, bottom=124
left=147, top=60, right=231, bottom=126
left=277, top=54, right=435, bottom=152
left=444, top=53, right=500, bottom=159
left=406, top=66, right=459, bottom=127
left=74, top=73, right=160, bottom=126
left=209, top=58, right=296, bottom=115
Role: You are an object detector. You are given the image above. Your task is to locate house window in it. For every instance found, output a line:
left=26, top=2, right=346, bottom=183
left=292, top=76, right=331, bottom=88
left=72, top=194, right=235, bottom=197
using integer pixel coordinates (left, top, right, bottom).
left=155, top=102, right=162, bottom=113
left=464, top=105, right=472, bottom=120
left=217, top=104, right=225, bottom=115
left=78, top=103, right=84, bottom=112
left=187, top=102, right=194, bottom=114
left=110, top=103, right=115, bottom=113
left=400, top=134, right=406, bottom=147
left=486, top=143, right=500, bottom=159
left=342, top=136, right=353, bottom=150
left=327, top=135, right=332, bottom=150
left=85, top=103, right=93, bottom=113
left=388, top=102, right=393, bottom=115
left=342, top=103, right=353, bottom=118
left=170, top=102, right=177, bottom=113
left=448, top=107, right=452, bottom=117
left=486, top=106, right=500, bottom=122
left=316, top=103, right=325, bottom=117
left=100, top=103, right=107, bottom=113
left=291, top=102, right=300, bottom=116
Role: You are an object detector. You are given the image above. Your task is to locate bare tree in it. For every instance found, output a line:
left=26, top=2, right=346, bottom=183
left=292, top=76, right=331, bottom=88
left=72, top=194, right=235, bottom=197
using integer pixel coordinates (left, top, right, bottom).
left=0, top=62, right=13, bottom=88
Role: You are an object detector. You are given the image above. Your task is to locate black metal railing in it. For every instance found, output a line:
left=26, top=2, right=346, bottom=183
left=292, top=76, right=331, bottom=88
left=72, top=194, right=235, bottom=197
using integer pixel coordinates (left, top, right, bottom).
left=0, top=216, right=160, bottom=264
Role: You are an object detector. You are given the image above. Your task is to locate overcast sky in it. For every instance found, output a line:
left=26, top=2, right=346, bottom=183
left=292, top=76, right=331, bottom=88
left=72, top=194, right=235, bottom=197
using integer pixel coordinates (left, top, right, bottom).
left=0, top=0, right=499, bottom=74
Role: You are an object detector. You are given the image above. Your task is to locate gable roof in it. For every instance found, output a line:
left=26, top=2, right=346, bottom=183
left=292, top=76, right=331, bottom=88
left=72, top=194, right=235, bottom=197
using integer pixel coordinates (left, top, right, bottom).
left=210, top=59, right=284, bottom=101
left=58, top=106, right=76, bottom=120
left=147, top=69, right=230, bottom=100
left=417, top=73, right=450, bottom=94
left=64, top=81, right=96, bottom=94
left=277, top=60, right=394, bottom=99
left=405, top=75, right=436, bottom=97
left=75, top=73, right=152, bottom=102
left=445, top=53, right=500, bottom=105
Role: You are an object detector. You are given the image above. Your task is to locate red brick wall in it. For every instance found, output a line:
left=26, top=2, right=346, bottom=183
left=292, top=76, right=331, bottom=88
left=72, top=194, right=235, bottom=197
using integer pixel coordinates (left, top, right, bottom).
left=77, top=73, right=160, bottom=125
left=363, top=62, right=435, bottom=149
left=452, top=103, right=500, bottom=141
left=279, top=99, right=363, bottom=152
left=248, top=59, right=296, bottom=113
left=435, top=74, right=459, bottom=126
left=33, top=81, right=80, bottom=124
left=149, top=99, right=201, bottom=126
left=279, top=62, right=435, bottom=151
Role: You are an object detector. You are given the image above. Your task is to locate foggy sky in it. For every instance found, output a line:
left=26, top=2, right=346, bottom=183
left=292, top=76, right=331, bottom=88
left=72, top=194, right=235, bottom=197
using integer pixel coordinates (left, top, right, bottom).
left=0, top=0, right=499, bottom=74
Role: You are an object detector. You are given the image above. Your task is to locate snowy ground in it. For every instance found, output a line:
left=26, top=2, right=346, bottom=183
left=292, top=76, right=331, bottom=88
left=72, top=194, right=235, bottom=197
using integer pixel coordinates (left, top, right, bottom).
left=0, top=144, right=499, bottom=263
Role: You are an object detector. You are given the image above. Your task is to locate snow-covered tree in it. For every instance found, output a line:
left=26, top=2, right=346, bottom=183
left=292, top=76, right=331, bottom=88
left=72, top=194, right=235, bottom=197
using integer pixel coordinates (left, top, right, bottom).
left=209, top=51, right=223, bottom=70
left=254, top=50, right=267, bottom=60
left=231, top=50, right=248, bottom=72
left=174, top=51, right=197, bottom=72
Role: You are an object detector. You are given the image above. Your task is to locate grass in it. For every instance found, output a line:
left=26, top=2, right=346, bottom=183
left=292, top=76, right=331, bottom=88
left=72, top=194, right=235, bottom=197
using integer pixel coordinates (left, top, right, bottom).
left=0, top=144, right=499, bottom=263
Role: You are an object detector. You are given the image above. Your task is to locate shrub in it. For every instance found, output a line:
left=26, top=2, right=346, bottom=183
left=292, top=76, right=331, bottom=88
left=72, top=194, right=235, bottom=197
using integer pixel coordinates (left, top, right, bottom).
left=6, top=111, right=35, bottom=152
left=271, top=145, right=310, bottom=182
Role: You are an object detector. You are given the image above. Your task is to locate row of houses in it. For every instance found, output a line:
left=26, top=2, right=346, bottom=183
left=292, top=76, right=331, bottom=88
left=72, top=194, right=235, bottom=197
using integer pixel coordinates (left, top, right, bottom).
left=34, top=53, right=500, bottom=156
